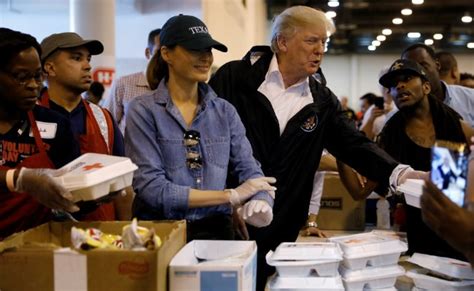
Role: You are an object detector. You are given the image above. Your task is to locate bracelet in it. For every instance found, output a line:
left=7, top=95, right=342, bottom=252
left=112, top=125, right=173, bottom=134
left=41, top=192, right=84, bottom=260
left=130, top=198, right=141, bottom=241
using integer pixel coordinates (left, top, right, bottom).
left=307, top=221, right=318, bottom=228
left=227, top=189, right=240, bottom=207
left=6, top=169, right=16, bottom=192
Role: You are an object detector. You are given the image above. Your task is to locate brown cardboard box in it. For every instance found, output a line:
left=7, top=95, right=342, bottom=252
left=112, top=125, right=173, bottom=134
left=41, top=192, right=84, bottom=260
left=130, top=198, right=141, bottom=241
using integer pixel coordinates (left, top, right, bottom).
left=0, top=220, right=186, bottom=291
left=317, top=172, right=366, bottom=230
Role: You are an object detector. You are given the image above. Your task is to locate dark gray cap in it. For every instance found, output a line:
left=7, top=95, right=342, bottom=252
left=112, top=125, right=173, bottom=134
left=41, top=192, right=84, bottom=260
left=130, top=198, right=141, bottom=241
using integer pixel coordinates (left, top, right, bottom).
left=40, top=32, right=104, bottom=62
left=379, top=59, right=429, bottom=88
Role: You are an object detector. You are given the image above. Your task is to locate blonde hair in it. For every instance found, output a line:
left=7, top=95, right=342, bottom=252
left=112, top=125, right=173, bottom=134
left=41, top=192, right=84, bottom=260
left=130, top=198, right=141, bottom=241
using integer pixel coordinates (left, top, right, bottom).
left=270, top=6, right=336, bottom=53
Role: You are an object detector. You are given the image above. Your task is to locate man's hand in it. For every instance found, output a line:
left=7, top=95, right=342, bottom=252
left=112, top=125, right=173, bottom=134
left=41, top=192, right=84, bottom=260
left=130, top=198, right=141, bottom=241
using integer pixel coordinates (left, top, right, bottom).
left=239, top=200, right=273, bottom=227
left=300, top=225, right=327, bottom=238
left=15, top=168, right=79, bottom=213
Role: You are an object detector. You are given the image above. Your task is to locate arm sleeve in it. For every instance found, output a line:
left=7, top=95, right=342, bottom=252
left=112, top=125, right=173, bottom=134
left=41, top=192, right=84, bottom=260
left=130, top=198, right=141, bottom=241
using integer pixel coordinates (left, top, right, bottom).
left=226, top=103, right=274, bottom=206
left=103, top=78, right=124, bottom=128
left=309, top=171, right=324, bottom=214
left=125, top=99, right=189, bottom=218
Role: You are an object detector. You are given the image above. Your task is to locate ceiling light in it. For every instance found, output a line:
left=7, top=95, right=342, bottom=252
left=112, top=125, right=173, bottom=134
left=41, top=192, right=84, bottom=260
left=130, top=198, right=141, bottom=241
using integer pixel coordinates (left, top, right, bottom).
left=433, top=33, right=443, bottom=40
left=368, top=45, right=376, bottom=51
left=376, top=35, right=386, bottom=41
left=372, top=40, right=381, bottom=46
left=392, top=18, right=403, bottom=25
left=424, top=39, right=434, bottom=45
left=326, top=11, right=337, bottom=19
left=461, top=13, right=472, bottom=23
left=401, top=9, right=412, bottom=16
left=382, top=28, right=392, bottom=35
left=468, top=42, right=474, bottom=49
left=407, top=32, right=421, bottom=38
left=412, top=0, right=424, bottom=5
left=328, top=1, right=339, bottom=8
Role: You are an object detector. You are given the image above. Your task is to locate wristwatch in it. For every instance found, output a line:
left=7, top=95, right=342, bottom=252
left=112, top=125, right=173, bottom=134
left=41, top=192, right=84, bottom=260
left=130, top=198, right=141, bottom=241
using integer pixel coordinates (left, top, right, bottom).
left=307, top=221, right=318, bottom=228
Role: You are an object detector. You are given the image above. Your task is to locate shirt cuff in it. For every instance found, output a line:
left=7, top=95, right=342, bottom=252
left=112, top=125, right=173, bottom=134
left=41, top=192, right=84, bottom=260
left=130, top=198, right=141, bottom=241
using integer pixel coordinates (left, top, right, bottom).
left=389, top=164, right=413, bottom=195
left=250, top=191, right=274, bottom=207
left=165, top=185, right=190, bottom=217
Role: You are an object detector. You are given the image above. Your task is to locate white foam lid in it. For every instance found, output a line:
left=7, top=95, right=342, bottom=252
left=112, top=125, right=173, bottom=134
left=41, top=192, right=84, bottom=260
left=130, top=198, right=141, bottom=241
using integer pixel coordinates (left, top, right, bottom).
left=340, top=265, right=405, bottom=282
left=407, top=268, right=474, bottom=288
left=53, top=153, right=138, bottom=190
left=268, top=276, right=344, bottom=290
left=271, top=242, right=343, bottom=261
left=408, top=253, right=474, bottom=280
left=397, top=179, right=424, bottom=208
left=329, top=231, right=408, bottom=259
left=266, top=251, right=341, bottom=267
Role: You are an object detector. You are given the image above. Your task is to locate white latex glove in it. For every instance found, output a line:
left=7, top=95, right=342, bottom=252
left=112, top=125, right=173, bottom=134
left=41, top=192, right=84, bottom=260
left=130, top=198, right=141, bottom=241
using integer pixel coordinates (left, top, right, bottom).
left=398, top=167, right=429, bottom=185
left=15, top=168, right=79, bottom=212
left=232, top=177, right=276, bottom=206
left=238, top=200, right=273, bottom=227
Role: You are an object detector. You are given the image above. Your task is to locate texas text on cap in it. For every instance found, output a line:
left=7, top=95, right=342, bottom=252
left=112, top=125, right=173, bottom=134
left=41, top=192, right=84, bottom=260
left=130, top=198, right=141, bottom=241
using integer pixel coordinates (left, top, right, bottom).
left=379, top=58, right=428, bottom=88
left=159, top=14, right=228, bottom=52
left=40, top=32, right=104, bottom=62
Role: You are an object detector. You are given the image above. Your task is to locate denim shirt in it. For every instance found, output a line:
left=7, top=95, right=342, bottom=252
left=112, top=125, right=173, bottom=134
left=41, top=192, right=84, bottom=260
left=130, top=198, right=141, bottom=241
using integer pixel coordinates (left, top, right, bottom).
left=125, top=81, right=273, bottom=221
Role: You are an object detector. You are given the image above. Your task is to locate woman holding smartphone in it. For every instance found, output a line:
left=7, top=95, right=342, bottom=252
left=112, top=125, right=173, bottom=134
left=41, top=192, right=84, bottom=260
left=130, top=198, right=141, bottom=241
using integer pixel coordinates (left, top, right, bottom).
left=125, top=15, right=275, bottom=241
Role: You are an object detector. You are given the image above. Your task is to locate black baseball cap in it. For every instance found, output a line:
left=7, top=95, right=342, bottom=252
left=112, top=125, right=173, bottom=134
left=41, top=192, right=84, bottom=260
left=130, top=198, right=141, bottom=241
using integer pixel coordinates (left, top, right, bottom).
left=379, top=59, right=429, bottom=88
left=40, top=32, right=104, bottom=62
left=160, top=14, right=227, bottom=52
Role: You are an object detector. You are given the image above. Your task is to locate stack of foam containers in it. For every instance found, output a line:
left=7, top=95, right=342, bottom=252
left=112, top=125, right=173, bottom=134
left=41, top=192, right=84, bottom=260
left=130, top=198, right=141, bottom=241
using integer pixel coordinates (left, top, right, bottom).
left=329, top=231, right=407, bottom=290
left=53, top=153, right=138, bottom=202
left=406, top=253, right=474, bottom=290
left=266, top=242, right=344, bottom=291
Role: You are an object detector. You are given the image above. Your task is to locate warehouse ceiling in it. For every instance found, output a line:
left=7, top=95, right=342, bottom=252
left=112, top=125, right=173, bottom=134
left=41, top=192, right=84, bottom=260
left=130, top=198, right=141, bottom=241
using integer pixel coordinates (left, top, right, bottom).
left=267, top=0, right=474, bottom=54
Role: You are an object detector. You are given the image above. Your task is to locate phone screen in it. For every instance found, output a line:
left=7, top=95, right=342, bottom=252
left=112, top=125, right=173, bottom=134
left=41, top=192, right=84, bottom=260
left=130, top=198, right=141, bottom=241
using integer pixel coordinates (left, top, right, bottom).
left=374, top=97, right=384, bottom=109
left=430, top=141, right=469, bottom=207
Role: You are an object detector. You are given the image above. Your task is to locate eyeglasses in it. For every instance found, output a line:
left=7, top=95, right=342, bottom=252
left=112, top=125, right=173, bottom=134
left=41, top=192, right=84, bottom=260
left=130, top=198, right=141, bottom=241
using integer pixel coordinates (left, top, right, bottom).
left=1, top=69, right=43, bottom=86
left=184, top=130, right=202, bottom=169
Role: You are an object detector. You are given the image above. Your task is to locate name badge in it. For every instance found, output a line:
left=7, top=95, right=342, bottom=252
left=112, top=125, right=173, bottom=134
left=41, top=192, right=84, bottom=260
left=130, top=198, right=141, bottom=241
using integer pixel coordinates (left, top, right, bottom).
left=29, top=121, right=57, bottom=139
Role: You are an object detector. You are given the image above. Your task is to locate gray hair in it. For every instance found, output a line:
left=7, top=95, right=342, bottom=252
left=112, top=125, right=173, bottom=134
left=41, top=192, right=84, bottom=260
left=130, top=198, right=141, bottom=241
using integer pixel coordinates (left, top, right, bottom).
left=270, top=6, right=336, bottom=53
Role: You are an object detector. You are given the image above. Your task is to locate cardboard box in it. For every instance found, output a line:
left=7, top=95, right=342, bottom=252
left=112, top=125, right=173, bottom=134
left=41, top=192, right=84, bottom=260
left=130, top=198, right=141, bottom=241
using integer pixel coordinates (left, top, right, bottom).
left=169, top=240, right=257, bottom=291
left=318, top=173, right=366, bottom=230
left=0, top=220, right=186, bottom=291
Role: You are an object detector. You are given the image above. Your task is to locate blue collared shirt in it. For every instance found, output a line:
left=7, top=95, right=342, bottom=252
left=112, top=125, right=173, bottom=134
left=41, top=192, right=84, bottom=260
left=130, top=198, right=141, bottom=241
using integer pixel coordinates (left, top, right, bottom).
left=443, top=81, right=474, bottom=127
left=125, top=81, right=273, bottom=221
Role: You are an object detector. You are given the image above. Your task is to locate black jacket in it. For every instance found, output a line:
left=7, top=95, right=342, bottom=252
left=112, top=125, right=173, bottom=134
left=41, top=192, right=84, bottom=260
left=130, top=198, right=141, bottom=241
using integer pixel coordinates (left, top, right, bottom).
left=209, top=46, right=398, bottom=249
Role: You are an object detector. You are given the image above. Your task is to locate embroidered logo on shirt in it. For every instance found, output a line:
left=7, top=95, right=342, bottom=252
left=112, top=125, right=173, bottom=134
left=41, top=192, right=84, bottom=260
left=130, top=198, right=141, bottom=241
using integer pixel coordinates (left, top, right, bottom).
left=300, top=114, right=318, bottom=132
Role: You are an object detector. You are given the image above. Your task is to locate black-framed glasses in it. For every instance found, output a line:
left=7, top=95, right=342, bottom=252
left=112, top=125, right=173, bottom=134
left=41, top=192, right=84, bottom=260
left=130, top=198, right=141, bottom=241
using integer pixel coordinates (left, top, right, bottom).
left=1, top=69, right=43, bottom=86
left=184, top=130, right=202, bottom=169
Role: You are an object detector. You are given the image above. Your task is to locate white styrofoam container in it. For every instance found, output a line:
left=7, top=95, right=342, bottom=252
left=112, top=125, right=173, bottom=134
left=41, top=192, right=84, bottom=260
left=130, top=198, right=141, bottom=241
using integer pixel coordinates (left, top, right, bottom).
left=266, top=251, right=341, bottom=277
left=53, top=153, right=138, bottom=202
left=268, top=275, right=344, bottom=291
left=340, top=265, right=405, bottom=291
left=363, top=287, right=397, bottom=291
left=396, top=179, right=424, bottom=208
left=271, top=242, right=343, bottom=261
left=169, top=240, right=257, bottom=291
left=407, top=253, right=474, bottom=280
left=406, top=268, right=474, bottom=291
left=329, top=231, right=408, bottom=270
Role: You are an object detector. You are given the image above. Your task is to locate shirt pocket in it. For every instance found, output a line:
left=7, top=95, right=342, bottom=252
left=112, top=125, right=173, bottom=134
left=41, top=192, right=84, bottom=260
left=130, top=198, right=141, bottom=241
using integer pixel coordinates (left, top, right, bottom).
left=157, top=138, right=185, bottom=171
left=204, top=137, right=230, bottom=169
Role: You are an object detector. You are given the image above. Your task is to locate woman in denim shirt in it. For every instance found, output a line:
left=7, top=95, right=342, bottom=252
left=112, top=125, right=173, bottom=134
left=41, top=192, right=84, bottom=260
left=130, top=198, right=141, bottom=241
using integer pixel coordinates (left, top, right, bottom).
left=125, top=15, right=276, bottom=241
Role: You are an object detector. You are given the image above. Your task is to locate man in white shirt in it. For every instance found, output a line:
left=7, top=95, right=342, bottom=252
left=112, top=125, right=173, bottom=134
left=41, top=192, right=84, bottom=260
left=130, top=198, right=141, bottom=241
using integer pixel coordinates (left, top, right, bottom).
left=103, top=28, right=161, bottom=134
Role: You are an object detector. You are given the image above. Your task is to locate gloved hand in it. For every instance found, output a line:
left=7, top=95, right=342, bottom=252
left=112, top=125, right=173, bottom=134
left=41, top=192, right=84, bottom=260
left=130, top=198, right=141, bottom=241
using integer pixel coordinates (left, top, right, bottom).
left=15, top=168, right=79, bottom=213
left=238, top=200, right=273, bottom=227
left=232, top=177, right=276, bottom=206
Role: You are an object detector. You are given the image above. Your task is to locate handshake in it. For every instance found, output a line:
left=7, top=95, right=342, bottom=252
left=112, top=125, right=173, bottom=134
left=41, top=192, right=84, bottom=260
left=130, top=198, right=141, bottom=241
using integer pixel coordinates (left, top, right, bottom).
left=228, top=177, right=276, bottom=228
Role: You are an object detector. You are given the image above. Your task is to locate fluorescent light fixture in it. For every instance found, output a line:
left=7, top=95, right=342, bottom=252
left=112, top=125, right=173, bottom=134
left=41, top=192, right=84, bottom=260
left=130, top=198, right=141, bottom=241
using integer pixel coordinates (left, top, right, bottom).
left=467, top=42, right=474, bottom=49
left=382, top=28, right=392, bottom=35
left=372, top=40, right=381, bottom=46
left=433, top=33, right=443, bottom=40
left=392, top=18, right=403, bottom=25
left=368, top=45, right=376, bottom=51
left=326, top=11, right=337, bottom=19
left=424, top=39, right=434, bottom=45
left=412, top=0, right=424, bottom=4
left=377, top=35, right=387, bottom=41
left=328, top=1, right=339, bottom=8
left=461, top=13, right=472, bottom=23
left=401, top=9, right=412, bottom=16
left=407, top=32, right=421, bottom=38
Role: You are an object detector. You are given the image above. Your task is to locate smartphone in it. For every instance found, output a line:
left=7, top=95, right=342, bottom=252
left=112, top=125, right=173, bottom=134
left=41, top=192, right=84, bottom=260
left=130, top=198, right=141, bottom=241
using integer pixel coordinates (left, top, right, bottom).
left=374, top=97, right=384, bottom=109
left=430, top=140, right=469, bottom=207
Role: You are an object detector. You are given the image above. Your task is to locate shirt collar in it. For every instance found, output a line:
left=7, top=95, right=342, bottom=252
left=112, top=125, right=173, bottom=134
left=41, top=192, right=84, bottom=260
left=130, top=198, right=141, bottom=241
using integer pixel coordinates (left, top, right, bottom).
left=137, top=72, right=149, bottom=88
left=265, top=55, right=310, bottom=95
left=440, top=80, right=451, bottom=104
